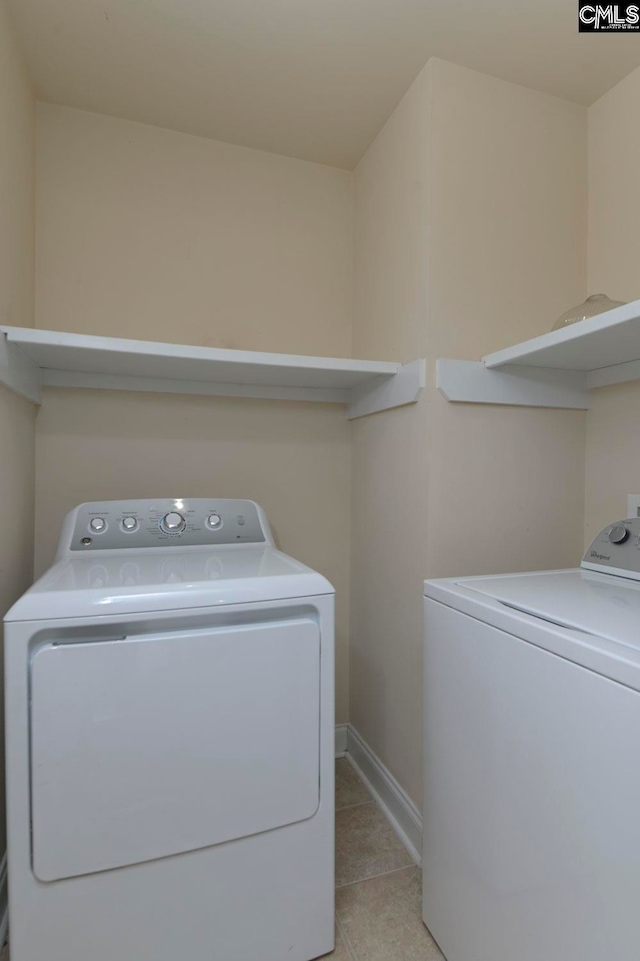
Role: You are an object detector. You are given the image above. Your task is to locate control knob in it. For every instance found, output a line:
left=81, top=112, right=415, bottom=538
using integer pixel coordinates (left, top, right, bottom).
left=207, top=513, right=223, bottom=530
left=89, top=517, right=106, bottom=533
left=161, top=511, right=186, bottom=534
left=608, top=524, right=629, bottom=545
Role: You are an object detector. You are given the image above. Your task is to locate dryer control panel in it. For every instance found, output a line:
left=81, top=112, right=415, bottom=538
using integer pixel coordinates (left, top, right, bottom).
left=61, top=499, right=272, bottom=553
left=582, top=517, right=640, bottom=580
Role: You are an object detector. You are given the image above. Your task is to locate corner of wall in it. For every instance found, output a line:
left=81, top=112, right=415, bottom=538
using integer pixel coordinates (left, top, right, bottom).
left=0, top=0, right=38, bottom=856
left=585, top=64, right=640, bottom=544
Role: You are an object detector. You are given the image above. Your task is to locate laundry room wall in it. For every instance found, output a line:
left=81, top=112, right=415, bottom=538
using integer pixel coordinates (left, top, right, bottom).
left=351, top=58, right=588, bottom=809
left=350, top=63, right=431, bottom=808
left=33, top=104, right=354, bottom=722
left=0, top=0, right=36, bottom=848
left=425, top=59, right=588, bottom=582
left=584, top=65, right=640, bottom=544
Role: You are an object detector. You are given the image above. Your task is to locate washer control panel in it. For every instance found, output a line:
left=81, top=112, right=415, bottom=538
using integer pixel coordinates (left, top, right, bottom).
left=65, top=499, right=269, bottom=552
left=582, top=517, right=640, bottom=578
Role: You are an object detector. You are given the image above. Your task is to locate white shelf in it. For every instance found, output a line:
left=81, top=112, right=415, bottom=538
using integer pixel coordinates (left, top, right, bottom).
left=437, top=298, right=640, bottom=409
left=0, top=326, right=425, bottom=420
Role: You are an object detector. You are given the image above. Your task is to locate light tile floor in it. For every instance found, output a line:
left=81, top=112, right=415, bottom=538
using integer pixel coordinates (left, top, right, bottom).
left=328, top=758, right=444, bottom=961
left=0, top=761, right=443, bottom=961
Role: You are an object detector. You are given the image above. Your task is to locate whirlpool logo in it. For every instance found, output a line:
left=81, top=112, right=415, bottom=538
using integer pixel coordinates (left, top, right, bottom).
left=579, top=1, right=640, bottom=30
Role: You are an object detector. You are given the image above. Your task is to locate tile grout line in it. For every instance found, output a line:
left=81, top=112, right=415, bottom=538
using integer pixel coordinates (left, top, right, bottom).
left=334, top=760, right=424, bottom=957
left=335, top=799, right=375, bottom=813
left=335, top=862, right=417, bottom=892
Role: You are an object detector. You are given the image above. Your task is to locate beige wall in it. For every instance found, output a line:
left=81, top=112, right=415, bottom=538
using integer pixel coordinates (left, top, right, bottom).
left=426, top=60, right=588, bottom=582
left=36, top=104, right=353, bottom=356
left=585, top=381, right=640, bottom=543
left=351, top=65, right=431, bottom=805
left=585, top=66, right=640, bottom=544
left=35, top=105, right=354, bottom=721
left=428, top=60, right=588, bottom=362
left=0, top=4, right=34, bottom=333
left=588, top=65, right=640, bottom=307
left=351, top=59, right=588, bottom=808
left=352, top=65, right=431, bottom=365
left=0, top=0, right=36, bottom=848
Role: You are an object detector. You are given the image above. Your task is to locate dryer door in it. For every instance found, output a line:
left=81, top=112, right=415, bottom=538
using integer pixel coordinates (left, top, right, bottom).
left=30, top=616, right=320, bottom=882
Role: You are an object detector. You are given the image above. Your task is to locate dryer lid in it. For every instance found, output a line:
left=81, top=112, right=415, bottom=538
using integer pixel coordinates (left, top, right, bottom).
left=5, top=545, right=334, bottom=621
left=459, top=569, right=640, bottom=652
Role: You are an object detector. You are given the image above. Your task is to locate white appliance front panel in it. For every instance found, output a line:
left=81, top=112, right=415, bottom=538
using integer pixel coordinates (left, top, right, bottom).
left=31, top=617, right=320, bottom=882
left=423, top=598, right=640, bottom=961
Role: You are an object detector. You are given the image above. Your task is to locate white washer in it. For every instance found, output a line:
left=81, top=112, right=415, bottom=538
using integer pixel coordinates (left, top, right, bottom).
left=423, top=518, right=640, bottom=961
left=5, top=498, right=335, bottom=961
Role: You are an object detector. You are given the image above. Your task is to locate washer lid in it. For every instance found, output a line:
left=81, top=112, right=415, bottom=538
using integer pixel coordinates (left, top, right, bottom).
left=5, top=545, right=334, bottom=621
left=433, top=569, right=640, bottom=650
left=425, top=568, right=640, bottom=692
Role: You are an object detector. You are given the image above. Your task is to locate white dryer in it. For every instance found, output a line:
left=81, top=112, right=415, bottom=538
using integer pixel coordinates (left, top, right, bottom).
left=423, top=518, right=640, bottom=961
left=4, top=498, right=335, bottom=961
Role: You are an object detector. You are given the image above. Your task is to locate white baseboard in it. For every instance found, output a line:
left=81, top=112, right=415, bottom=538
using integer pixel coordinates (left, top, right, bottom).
left=0, top=852, right=7, bottom=947
left=342, top=724, right=422, bottom=865
left=334, top=723, right=348, bottom=758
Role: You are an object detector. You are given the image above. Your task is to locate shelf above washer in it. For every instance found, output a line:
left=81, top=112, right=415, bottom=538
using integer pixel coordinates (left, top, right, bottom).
left=0, top=326, right=425, bottom=420
left=437, top=298, right=640, bottom=409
